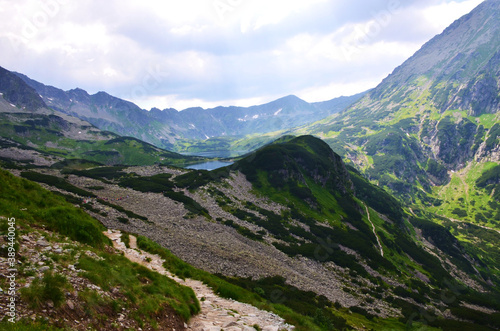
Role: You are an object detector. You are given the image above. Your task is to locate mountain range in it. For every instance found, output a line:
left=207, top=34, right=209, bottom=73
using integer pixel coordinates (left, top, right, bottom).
left=15, top=71, right=366, bottom=154
left=294, top=0, right=500, bottom=227
left=1, top=0, right=500, bottom=330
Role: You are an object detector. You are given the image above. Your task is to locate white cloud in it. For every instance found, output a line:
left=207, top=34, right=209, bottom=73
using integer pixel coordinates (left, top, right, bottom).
left=0, top=0, right=485, bottom=109
left=421, top=0, right=483, bottom=32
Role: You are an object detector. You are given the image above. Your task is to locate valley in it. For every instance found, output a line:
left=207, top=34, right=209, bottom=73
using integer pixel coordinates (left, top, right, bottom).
left=1, top=0, right=500, bottom=330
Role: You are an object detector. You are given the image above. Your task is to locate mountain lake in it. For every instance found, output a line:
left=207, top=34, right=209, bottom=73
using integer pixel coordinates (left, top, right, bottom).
left=186, top=160, right=233, bottom=171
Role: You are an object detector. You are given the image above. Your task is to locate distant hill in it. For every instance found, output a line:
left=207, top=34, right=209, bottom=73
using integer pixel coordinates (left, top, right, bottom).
left=0, top=66, right=202, bottom=167
left=15, top=71, right=366, bottom=152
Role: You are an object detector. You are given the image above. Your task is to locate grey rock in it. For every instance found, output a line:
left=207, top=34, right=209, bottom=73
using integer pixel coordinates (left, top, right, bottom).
left=39, top=266, right=50, bottom=272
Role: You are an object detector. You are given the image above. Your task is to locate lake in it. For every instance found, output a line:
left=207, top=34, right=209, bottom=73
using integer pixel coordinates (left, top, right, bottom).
left=186, top=160, right=233, bottom=171
left=182, top=150, right=250, bottom=158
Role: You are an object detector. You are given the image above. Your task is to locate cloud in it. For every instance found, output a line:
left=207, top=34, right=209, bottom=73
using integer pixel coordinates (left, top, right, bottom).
left=0, top=0, right=484, bottom=110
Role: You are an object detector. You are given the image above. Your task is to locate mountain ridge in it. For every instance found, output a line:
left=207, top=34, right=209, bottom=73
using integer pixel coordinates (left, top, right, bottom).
left=281, top=0, right=500, bottom=232
left=3, top=132, right=499, bottom=329
left=14, top=70, right=367, bottom=153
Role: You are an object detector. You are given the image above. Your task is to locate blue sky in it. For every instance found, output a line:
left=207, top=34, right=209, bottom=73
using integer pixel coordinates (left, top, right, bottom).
left=0, top=0, right=483, bottom=110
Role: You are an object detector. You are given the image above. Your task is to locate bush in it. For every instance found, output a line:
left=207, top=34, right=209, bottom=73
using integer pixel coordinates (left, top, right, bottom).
left=163, top=190, right=210, bottom=218
left=20, top=171, right=96, bottom=197
left=20, top=271, right=68, bottom=309
left=451, top=208, right=468, bottom=218
left=42, top=206, right=107, bottom=247
left=119, top=173, right=174, bottom=192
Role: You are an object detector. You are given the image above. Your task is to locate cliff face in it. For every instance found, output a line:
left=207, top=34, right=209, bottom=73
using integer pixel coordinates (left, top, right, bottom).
left=453, top=49, right=500, bottom=115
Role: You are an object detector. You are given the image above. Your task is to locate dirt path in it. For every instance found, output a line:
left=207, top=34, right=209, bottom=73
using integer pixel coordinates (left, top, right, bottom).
left=104, top=230, right=294, bottom=331
left=364, top=204, right=384, bottom=257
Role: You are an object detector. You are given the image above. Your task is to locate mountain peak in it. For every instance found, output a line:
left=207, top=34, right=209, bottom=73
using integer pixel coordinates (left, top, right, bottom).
left=368, top=0, right=500, bottom=114
left=0, top=66, right=46, bottom=110
left=272, top=94, right=308, bottom=105
left=235, top=135, right=353, bottom=196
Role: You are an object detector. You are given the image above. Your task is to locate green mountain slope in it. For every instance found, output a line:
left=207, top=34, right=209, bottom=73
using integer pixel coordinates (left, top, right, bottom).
left=0, top=67, right=203, bottom=167
left=228, top=136, right=499, bottom=328
left=294, top=0, right=500, bottom=228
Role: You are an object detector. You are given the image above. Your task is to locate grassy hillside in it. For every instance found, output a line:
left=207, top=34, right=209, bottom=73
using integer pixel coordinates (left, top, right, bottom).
left=230, top=136, right=500, bottom=330
left=0, top=112, right=204, bottom=166
left=0, top=168, right=199, bottom=329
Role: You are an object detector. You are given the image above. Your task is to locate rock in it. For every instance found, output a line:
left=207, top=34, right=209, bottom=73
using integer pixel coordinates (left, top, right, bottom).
left=66, top=300, right=74, bottom=310
left=263, top=326, right=279, bottom=331
left=39, top=266, right=50, bottom=273
left=46, top=300, right=54, bottom=308
left=223, top=322, right=239, bottom=328
left=36, top=239, right=50, bottom=247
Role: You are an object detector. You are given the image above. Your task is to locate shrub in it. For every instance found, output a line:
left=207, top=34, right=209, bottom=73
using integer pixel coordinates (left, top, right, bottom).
left=20, top=171, right=96, bottom=197
left=20, top=271, right=69, bottom=309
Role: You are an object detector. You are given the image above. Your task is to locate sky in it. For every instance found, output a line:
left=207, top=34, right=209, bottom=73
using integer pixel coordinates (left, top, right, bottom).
left=0, top=0, right=483, bottom=110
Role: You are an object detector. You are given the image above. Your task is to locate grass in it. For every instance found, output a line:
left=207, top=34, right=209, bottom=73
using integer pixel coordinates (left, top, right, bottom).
left=20, top=272, right=70, bottom=309
left=121, top=232, right=131, bottom=248
left=0, top=170, right=108, bottom=248
left=0, top=167, right=201, bottom=327
left=77, top=252, right=200, bottom=322
left=135, top=234, right=330, bottom=330
left=427, top=161, right=500, bottom=229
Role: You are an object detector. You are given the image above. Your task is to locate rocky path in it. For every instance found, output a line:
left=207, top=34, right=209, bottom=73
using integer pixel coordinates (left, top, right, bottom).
left=364, top=204, right=384, bottom=257
left=104, top=230, right=294, bottom=331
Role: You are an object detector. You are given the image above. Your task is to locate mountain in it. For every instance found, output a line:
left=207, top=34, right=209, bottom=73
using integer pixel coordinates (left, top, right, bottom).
left=0, top=66, right=202, bottom=167
left=2, top=59, right=500, bottom=328
left=15, top=71, right=366, bottom=153
left=369, top=0, right=500, bottom=115
left=2, top=134, right=499, bottom=329
left=0, top=66, right=46, bottom=110
left=295, top=0, right=500, bottom=227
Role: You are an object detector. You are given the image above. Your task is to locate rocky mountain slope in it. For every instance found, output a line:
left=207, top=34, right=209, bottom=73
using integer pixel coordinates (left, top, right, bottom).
left=2, top=134, right=499, bottom=330
left=0, top=168, right=198, bottom=330
left=288, top=0, right=500, bottom=227
left=15, top=71, right=365, bottom=154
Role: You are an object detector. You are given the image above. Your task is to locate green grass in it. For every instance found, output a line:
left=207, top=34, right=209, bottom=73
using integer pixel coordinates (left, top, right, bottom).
left=0, top=169, right=108, bottom=247
left=135, top=234, right=330, bottom=330
left=0, top=321, right=63, bottom=330
left=77, top=252, right=200, bottom=322
left=20, top=272, right=70, bottom=309
left=427, top=161, right=500, bottom=229
left=0, top=167, right=200, bottom=327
